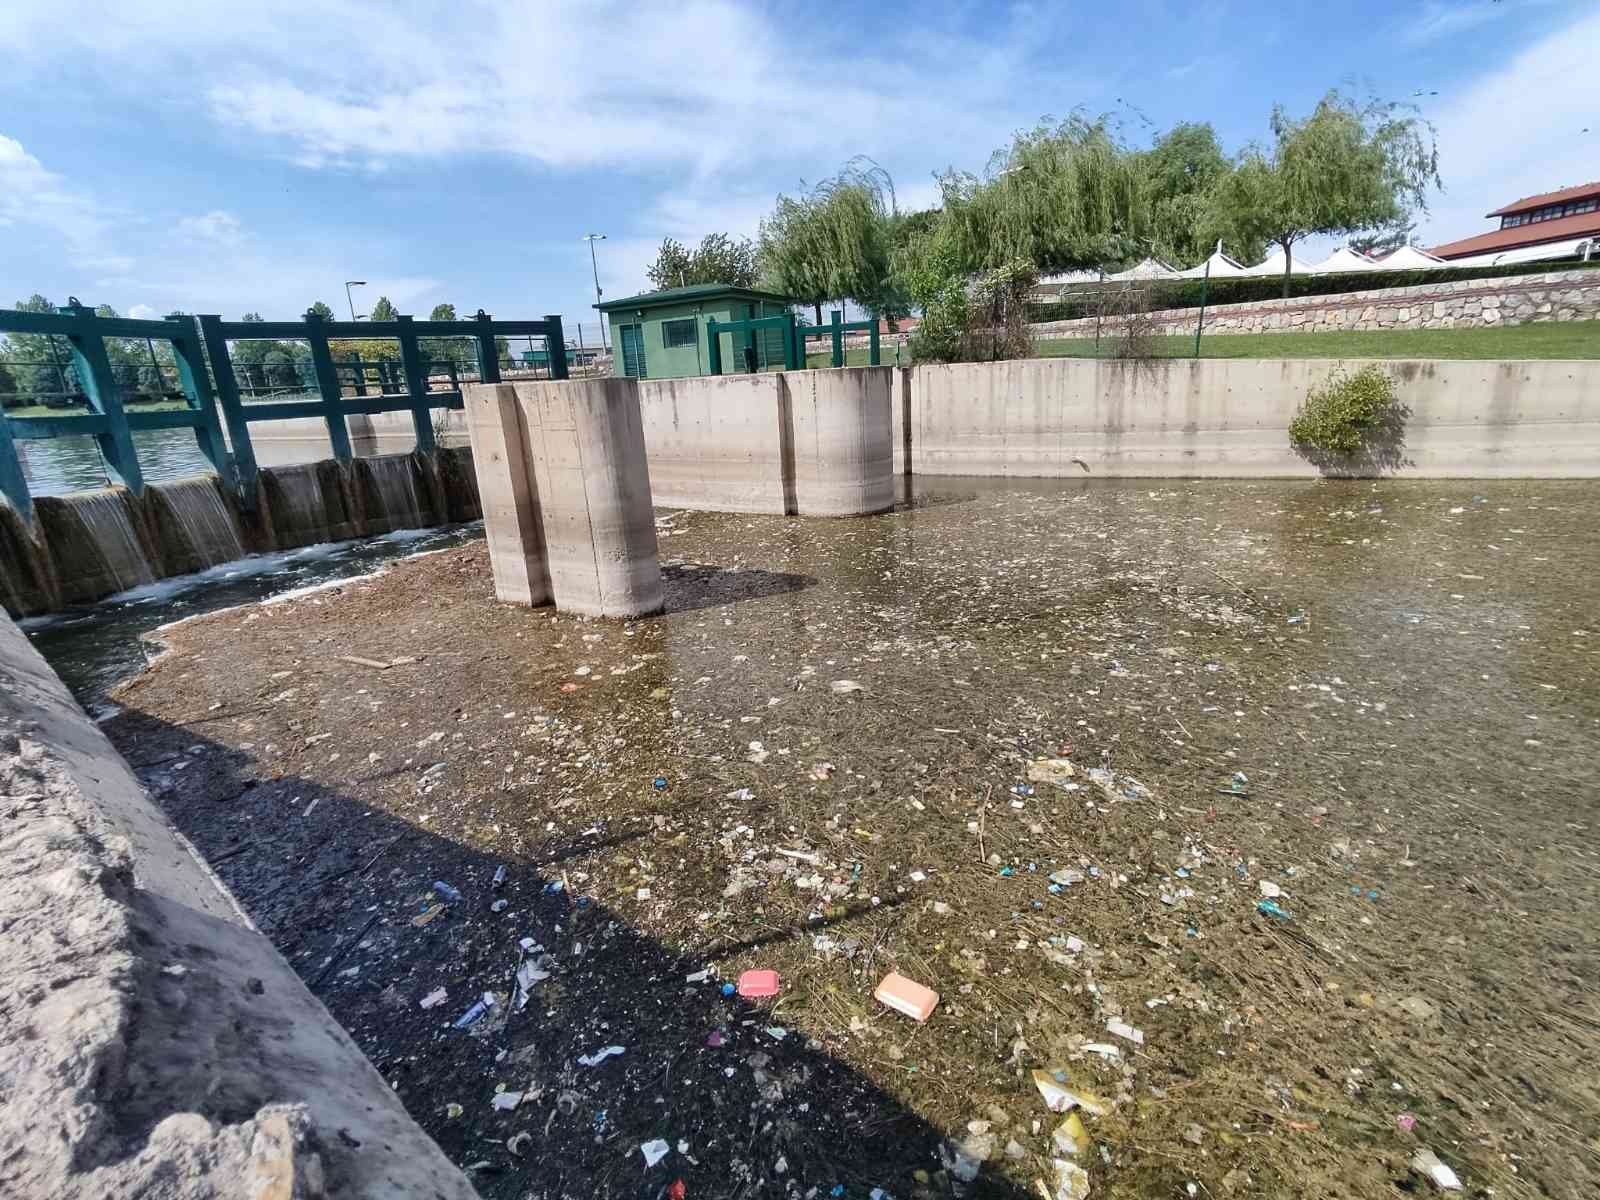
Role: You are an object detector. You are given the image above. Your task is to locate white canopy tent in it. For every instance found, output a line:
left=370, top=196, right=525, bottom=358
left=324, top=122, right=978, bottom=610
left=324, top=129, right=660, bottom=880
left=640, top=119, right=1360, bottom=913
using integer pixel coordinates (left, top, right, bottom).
left=1306, top=246, right=1381, bottom=274
left=1374, top=245, right=1445, bottom=271
left=1173, top=249, right=1249, bottom=279
left=1105, top=257, right=1177, bottom=281
left=1238, top=248, right=1314, bottom=277
left=1444, top=235, right=1598, bottom=271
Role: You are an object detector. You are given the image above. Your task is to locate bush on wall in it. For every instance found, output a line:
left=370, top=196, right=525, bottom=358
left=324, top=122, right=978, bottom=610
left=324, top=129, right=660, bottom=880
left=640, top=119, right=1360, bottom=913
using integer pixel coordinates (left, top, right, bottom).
left=1289, top=365, right=1410, bottom=475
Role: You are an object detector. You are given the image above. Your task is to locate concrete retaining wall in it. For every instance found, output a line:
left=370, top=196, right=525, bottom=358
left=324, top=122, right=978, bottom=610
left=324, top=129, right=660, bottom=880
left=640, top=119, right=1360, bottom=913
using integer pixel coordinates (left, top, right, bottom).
left=636, top=367, right=895, bottom=515
left=909, top=357, right=1600, bottom=478
left=0, top=612, right=476, bottom=1199
left=1031, top=268, right=1600, bottom=340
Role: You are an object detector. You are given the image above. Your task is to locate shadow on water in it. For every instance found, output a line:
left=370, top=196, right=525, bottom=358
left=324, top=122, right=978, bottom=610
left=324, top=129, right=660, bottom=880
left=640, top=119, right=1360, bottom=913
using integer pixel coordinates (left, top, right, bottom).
left=660, top=562, right=817, bottom=615
left=109, top=711, right=1030, bottom=1199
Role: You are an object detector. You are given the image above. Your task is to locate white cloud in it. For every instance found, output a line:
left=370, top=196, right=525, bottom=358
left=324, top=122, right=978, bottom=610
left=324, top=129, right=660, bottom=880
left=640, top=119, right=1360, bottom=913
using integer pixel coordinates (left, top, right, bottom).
left=1401, top=0, right=1557, bottom=46
left=126, top=303, right=157, bottom=319
left=1414, top=6, right=1599, bottom=247
left=0, top=133, right=130, bottom=272
left=175, top=210, right=244, bottom=245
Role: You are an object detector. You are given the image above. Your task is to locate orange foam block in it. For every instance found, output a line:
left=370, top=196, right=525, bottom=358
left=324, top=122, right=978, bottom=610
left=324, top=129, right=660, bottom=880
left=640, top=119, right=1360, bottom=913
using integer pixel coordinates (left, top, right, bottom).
left=874, top=972, right=939, bottom=1022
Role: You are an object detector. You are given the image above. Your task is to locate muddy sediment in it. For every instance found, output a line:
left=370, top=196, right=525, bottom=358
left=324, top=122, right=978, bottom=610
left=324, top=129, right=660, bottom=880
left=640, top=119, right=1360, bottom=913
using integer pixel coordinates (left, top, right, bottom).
left=103, top=478, right=1600, bottom=1199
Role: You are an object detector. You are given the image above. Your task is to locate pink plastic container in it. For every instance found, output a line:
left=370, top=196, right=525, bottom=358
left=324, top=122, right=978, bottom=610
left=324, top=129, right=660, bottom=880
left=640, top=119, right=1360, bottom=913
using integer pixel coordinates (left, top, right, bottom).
left=736, top=969, right=781, bottom=998
left=874, top=972, right=940, bottom=1022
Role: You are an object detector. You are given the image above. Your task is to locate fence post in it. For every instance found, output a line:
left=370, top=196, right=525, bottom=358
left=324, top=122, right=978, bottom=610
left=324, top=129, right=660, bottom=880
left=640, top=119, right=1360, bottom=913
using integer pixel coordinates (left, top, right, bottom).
left=197, top=315, right=259, bottom=509
left=830, top=310, right=844, bottom=368
left=394, top=314, right=436, bottom=454
left=349, top=351, right=367, bottom=397
left=706, top=318, right=722, bottom=375
left=544, top=315, right=569, bottom=380
left=0, top=407, right=32, bottom=524
left=784, top=314, right=801, bottom=370
left=58, top=301, right=144, bottom=494
left=302, top=311, right=354, bottom=460
left=868, top=318, right=881, bottom=366
left=166, top=316, right=236, bottom=496
left=474, top=311, right=501, bottom=383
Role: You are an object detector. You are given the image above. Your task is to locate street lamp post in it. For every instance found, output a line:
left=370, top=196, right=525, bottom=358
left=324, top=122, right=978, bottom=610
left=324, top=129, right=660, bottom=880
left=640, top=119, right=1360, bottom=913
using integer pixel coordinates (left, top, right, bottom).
left=344, top=280, right=367, bottom=321
left=582, top=234, right=608, bottom=352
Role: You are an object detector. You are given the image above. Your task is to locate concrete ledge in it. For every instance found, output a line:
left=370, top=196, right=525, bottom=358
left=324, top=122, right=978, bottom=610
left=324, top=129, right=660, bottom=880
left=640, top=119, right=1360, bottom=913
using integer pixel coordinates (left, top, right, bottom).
left=638, top=374, right=787, bottom=513
left=0, top=613, right=477, bottom=1200
left=909, top=357, right=1600, bottom=478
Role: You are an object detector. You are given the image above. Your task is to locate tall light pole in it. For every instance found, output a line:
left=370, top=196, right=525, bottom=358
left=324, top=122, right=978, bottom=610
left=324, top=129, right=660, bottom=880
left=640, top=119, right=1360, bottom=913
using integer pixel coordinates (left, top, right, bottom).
left=344, top=280, right=367, bottom=321
left=582, top=234, right=608, bottom=351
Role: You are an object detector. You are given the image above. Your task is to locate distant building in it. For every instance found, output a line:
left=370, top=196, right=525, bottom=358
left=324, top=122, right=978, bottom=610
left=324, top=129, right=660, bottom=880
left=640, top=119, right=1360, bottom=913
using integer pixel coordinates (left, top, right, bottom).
left=1431, top=182, right=1600, bottom=262
left=594, top=284, right=796, bottom=380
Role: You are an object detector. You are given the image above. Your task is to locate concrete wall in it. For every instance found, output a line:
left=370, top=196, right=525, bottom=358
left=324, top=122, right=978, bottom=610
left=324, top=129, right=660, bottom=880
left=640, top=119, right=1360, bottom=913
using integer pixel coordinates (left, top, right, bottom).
left=0, top=612, right=476, bottom=1199
left=1031, top=268, right=1600, bottom=340
left=636, top=366, right=895, bottom=514
left=909, top=357, right=1600, bottom=478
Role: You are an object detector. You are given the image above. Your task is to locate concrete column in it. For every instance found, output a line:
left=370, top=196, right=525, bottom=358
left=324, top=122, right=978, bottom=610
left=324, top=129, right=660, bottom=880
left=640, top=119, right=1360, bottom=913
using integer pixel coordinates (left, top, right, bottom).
left=515, top=378, right=663, bottom=618
left=782, top=366, right=895, bottom=516
left=463, top=383, right=552, bottom=606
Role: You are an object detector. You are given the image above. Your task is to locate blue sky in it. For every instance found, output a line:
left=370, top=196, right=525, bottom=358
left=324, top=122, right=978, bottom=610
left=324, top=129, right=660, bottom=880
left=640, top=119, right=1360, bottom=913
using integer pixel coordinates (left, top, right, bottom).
left=1, top=0, right=1594, bottom=333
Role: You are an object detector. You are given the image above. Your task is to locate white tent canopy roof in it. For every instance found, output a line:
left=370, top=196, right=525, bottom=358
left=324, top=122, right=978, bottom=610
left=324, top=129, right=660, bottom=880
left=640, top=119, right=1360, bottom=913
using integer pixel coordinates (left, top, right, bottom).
left=1375, top=245, right=1445, bottom=270
left=1307, top=246, right=1381, bottom=274
left=1173, top=248, right=1249, bottom=279
left=1444, top=235, right=1598, bottom=270
left=1238, top=248, right=1314, bottom=277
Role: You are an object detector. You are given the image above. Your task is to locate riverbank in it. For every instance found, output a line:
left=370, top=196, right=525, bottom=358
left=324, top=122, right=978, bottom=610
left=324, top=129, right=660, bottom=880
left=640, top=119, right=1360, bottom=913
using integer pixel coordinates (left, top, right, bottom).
left=96, top=477, right=1600, bottom=1199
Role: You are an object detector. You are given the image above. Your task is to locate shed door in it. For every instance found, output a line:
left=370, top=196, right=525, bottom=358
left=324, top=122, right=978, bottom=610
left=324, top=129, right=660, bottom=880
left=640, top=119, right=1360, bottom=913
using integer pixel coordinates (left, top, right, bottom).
left=619, top=323, right=648, bottom=379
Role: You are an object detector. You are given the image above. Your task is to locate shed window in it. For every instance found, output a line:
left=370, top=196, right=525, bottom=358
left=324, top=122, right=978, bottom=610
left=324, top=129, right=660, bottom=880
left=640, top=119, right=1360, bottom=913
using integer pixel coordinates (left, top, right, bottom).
left=662, top=318, right=697, bottom=348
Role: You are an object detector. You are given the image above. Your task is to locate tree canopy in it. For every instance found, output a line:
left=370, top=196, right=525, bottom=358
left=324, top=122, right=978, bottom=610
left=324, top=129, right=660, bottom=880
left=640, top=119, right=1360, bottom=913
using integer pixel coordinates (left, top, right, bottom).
left=1209, top=90, right=1439, bottom=294
left=367, top=296, right=398, bottom=322
left=758, top=158, right=896, bottom=323
left=645, top=233, right=758, bottom=291
left=429, top=302, right=458, bottom=321
left=306, top=300, right=335, bottom=321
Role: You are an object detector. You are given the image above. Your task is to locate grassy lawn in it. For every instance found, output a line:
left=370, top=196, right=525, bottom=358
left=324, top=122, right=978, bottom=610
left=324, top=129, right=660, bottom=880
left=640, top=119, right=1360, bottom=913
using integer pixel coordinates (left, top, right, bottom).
left=1039, top=319, right=1600, bottom=360
left=804, top=346, right=913, bottom=369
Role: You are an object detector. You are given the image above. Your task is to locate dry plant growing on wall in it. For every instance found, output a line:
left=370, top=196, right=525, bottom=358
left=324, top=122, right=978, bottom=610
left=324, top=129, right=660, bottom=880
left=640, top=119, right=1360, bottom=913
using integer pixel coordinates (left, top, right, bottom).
left=1097, top=282, right=1165, bottom=360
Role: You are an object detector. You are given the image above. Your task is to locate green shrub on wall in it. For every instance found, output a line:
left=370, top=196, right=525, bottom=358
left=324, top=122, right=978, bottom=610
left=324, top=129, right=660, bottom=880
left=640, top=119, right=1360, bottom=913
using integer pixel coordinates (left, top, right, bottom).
left=1026, top=257, right=1600, bottom=323
left=1289, top=366, right=1410, bottom=475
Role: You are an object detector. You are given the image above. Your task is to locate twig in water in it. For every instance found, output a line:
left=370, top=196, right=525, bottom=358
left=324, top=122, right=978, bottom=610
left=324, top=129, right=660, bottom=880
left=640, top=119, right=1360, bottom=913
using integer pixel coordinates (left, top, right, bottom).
left=312, top=913, right=381, bottom=988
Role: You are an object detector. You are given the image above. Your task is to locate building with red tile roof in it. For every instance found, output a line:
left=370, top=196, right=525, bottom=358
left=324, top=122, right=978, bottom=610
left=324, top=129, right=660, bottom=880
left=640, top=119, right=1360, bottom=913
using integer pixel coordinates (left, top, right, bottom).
left=1432, top=182, right=1600, bottom=260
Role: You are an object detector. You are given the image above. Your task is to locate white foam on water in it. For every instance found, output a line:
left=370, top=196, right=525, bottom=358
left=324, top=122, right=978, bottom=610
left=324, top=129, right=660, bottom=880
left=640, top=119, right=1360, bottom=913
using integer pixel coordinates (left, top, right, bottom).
left=261, top=569, right=387, bottom=606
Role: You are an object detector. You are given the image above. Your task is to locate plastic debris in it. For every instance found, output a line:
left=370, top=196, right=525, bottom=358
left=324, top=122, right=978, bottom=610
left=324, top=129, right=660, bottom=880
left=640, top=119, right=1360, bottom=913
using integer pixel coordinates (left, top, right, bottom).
left=830, top=679, right=863, bottom=694
left=1052, top=1112, right=1090, bottom=1157
left=725, top=787, right=755, bottom=801
left=490, top=899, right=508, bottom=913
left=765, top=1026, right=789, bottom=1040
left=1027, top=758, right=1078, bottom=788
left=445, top=1102, right=463, bottom=1119
left=1258, top=880, right=1282, bottom=899
left=1256, top=898, right=1292, bottom=920
left=433, top=881, right=463, bottom=903
left=640, top=1139, right=671, bottom=1167
left=1082, top=1042, right=1121, bottom=1059
left=874, top=972, right=940, bottom=1022
left=653, top=776, right=668, bottom=790
left=492, top=1090, right=523, bottom=1111
left=1049, top=1158, right=1092, bottom=1199
left=737, top=969, right=781, bottom=998
left=685, top=968, right=711, bottom=983
left=578, top=1044, right=625, bottom=1067
left=1410, top=1148, right=1462, bottom=1190
left=411, top=903, right=446, bottom=927
left=507, top=1131, right=532, bottom=1157
left=1032, top=1070, right=1111, bottom=1115
left=453, top=993, right=496, bottom=1029
left=1106, top=1018, right=1144, bottom=1045
left=810, top=762, right=835, bottom=781
left=492, top=864, right=507, bottom=888
left=1396, top=1112, right=1417, bottom=1132
left=1049, top=868, right=1085, bottom=887
left=419, top=986, right=448, bottom=1010
left=667, top=1181, right=686, bottom=1200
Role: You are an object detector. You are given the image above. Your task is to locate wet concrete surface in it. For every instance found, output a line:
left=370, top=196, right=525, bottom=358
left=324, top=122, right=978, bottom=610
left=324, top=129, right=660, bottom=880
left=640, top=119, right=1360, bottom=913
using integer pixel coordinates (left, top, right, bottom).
left=95, top=477, right=1600, bottom=1199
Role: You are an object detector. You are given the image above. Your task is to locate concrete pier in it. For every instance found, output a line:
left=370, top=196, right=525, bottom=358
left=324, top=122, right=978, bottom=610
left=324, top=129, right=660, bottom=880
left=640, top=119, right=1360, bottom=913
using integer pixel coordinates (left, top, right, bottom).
left=463, top=383, right=552, bottom=606
left=783, top=367, right=895, bottom=516
left=512, top=379, right=663, bottom=618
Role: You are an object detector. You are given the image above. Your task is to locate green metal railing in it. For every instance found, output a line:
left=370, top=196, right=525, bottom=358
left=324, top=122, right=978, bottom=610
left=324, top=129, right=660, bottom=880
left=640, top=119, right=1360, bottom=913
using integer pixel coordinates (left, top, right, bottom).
left=705, top=313, right=802, bottom=375
left=0, top=301, right=567, bottom=521
left=796, top=310, right=880, bottom=367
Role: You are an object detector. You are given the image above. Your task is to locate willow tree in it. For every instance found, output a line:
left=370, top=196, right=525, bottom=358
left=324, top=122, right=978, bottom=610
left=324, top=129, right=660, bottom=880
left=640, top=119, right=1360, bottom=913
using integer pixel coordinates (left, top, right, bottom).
left=758, top=158, right=896, bottom=324
left=934, top=114, right=1147, bottom=275
left=1211, top=91, right=1439, bottom=296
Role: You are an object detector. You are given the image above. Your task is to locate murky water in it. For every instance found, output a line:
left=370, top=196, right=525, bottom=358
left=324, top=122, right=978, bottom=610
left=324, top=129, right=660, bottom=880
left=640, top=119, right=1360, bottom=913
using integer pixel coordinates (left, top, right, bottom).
left=22, top=522, right=481, bottom=708
left=84, top=475, right=1600, bottom=1199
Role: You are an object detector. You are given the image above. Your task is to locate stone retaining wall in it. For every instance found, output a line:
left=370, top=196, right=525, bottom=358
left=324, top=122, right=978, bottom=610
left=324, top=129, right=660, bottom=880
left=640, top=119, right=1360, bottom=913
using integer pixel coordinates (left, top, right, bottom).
left=1030, top=269, right=1600, bottom=340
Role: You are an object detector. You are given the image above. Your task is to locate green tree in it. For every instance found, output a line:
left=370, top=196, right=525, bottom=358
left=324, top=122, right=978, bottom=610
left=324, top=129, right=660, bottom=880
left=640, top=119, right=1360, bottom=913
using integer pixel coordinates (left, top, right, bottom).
left=1210, top=90, right=1439, bottom=296
left=759, top=158, right=896, bottom=323
left=933, top=115, right=1147, bottom=275
left=1135, top=122, right=1253, bottom=266
left=429, top=303, right=458, bottom=321
left=306, top=300, right=335, bottom=321
left=1350, top=221, right=1417, bottom=257
left=368, top=295, right=398, bottom=321
left=2, top=295, right=75, bottom=405
left=645, top=233, right=758, bottom=291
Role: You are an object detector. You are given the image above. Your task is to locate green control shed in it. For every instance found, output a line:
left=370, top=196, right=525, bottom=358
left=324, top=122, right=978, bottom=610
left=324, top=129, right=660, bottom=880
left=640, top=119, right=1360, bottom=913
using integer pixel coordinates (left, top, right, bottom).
left=595, top=284, right=797, bottom=380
